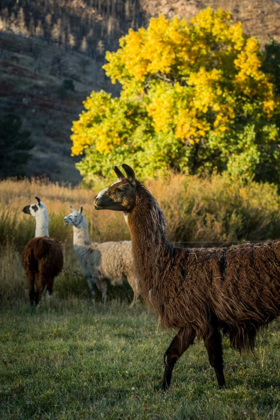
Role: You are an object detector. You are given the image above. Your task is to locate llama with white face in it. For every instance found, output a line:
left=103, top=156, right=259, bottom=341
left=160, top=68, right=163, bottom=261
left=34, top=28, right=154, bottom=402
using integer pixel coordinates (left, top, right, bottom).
left=22, top=197, right=63, bottom=305
left=23, top=196, right=49, bottom=237
left=64, top=205, right=140, bottom=306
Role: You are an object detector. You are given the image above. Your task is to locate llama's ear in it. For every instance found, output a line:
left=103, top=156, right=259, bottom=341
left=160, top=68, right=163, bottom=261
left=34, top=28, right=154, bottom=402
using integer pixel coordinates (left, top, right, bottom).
left=113, top=165, right=125, bottom=180
left=70, top=205, right=75, bottom=211
left=79, top=206, right=83, bottom=214
left=122, top=164, right=135, bottom=182
left=35, top=196, right=41, bottom=206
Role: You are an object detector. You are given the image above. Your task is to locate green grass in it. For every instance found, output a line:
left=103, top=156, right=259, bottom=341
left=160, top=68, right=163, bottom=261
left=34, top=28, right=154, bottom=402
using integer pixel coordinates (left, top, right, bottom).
left=1, top=300, right=280, bottom=419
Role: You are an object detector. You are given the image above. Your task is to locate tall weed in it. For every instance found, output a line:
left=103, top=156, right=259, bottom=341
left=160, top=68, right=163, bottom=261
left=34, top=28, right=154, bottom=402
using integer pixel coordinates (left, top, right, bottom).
left=0, top=175, right=280, bottom=249
left=1, top=175, right=280, bottom=302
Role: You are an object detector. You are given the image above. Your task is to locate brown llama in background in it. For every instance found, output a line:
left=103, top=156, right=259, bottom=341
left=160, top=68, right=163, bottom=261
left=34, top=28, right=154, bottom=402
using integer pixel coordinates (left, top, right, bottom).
left=94, top=164, right=280, bottom=391
left=22, top=197, right=63, bottom=305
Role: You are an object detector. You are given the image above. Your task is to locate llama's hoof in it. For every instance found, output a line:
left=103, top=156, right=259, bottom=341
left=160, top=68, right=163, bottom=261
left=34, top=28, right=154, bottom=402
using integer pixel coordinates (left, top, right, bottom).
left=162, top=381, right=170, bottom=392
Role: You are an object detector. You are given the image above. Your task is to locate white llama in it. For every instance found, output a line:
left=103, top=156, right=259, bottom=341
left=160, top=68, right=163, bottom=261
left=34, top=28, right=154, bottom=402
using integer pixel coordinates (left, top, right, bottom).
left=64, top=205, right=140, bottom=306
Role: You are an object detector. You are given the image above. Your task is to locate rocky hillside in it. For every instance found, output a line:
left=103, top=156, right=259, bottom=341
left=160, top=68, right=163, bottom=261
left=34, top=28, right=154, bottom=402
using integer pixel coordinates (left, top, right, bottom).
left=0, top=0, right=279, bottom=183
left=142, top=0, right=280, bottom=46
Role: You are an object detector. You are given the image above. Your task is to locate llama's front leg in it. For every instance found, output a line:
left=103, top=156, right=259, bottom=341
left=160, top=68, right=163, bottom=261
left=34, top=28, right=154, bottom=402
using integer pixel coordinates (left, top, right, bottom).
left=86, top=276, right=96, bottom=298
left=203, top=328, right=226, bottom=389
left=163, top=327, right=196, bottom=391
left=95, top=276, right=107, bottom=303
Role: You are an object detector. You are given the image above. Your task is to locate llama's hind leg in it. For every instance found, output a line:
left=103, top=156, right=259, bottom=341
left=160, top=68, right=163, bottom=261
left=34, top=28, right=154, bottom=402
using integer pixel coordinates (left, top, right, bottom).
left=204, top=328, right=226, bottom=389
left=163, top=327, right=196, bottom=391
left=99, top=279, right=107, bottom=303
left=46, top=278, right=54, bottom=299
left=127, top=276, right=139, bottom=308
left=129, top=293, right=138, bottom=309
left=34, top=273, right=44, bottom=305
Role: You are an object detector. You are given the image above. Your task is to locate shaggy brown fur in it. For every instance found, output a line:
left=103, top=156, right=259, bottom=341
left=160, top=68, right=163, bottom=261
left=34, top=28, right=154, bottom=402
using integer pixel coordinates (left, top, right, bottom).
left=22, top=237, right=63, bottom=305
left=94, top=164, right=280, bottom=390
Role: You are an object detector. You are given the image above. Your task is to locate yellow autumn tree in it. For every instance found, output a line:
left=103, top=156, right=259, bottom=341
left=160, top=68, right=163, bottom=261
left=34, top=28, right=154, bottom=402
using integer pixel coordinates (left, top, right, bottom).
left=71, top=8, right=280, bottom=182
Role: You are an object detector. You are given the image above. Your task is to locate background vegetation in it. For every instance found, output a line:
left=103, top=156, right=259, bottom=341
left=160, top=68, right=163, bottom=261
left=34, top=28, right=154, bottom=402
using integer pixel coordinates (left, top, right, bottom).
left=2, top=175, right=280, bottom=250
left=1, top=175, right=280, bottom=303
left=2, top=8, right=280, bottom=418
left=0, top=113, right=34, bottom=179
left=71, top=9, right=280, bottom=183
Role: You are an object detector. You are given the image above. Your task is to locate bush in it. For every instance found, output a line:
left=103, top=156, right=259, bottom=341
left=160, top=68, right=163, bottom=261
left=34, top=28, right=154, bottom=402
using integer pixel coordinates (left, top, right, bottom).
left=57, top=79, right=75, bottom=99
left=0, top=114, right=34, bottom=179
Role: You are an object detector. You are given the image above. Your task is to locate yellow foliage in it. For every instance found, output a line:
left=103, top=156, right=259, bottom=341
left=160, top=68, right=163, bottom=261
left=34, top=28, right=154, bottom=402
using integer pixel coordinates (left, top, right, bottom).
left=102, top=8, right=278, bottom=144
left=71, top=8, right=280, bottom=181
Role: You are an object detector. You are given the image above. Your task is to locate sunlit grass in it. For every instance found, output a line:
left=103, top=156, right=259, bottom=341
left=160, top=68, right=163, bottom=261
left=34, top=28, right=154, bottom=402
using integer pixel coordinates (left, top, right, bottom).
left=1, top=174, right=280, bottom=251
left=0, top=177, right=129, bottom=248
left=1, top=175, right=280, bottom=302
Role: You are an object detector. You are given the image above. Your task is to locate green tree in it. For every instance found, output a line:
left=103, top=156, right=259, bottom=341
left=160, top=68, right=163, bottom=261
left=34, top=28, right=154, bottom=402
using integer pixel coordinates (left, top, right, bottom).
left=0, top=114, right=34, bottom=178
left=262, top=39, right=280, bottom=95
left=71, top=9, right=280, bottom=182
left=57, top=79, right=75, bottom=99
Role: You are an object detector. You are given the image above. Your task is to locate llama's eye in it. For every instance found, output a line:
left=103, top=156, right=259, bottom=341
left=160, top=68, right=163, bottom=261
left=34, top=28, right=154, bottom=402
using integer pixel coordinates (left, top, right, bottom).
left=116, top=188, right=122, bottom=193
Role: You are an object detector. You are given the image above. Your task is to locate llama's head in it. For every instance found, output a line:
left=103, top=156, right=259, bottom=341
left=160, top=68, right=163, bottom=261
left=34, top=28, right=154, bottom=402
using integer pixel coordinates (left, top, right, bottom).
left=94, top=164, right=137, bottom=212
left=22, top=197, right=47, bottom=218
left=64, top=205, right=84, bottom=227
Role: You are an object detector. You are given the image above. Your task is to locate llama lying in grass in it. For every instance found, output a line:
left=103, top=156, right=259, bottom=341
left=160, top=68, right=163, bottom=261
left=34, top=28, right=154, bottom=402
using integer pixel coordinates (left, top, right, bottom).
left=22, top=197, right=63, bottom=305
left=64, top=205, right=140, bottom=306
left=94, top=164, right=280, bottom=390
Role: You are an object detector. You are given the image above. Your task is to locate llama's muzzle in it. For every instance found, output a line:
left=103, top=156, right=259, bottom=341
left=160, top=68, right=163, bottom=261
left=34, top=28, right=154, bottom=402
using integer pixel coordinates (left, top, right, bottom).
left=93, top=196, right=101, bottom=209
left=22, top=205, right=31, bottom=215
left=94, top=194, right=127, bottom=211
left=94, top=195, right=107, bottom=210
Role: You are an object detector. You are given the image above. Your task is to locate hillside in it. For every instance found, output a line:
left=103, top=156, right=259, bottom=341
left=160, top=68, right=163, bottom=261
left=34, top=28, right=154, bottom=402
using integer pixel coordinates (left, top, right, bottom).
left=0, top=31, right=117, bottom=184
left=0, top=0, right=279, bottom=183
left=141, top=0, right=280, bottom=46
left=0, top=0, right=145, bottom=183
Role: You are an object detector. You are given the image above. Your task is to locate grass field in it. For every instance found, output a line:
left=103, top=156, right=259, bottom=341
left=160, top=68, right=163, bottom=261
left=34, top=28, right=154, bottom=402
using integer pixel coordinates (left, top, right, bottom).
left=0, top=300, right=280, bottom=420
left=1, top=177, right=280, bottom=419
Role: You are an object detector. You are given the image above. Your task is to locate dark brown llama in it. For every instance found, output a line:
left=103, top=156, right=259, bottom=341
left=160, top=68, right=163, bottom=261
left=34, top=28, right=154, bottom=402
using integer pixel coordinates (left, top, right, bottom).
left=94, top=164, right=280, bottom=390
left=22, top=197, right=63, bottom=305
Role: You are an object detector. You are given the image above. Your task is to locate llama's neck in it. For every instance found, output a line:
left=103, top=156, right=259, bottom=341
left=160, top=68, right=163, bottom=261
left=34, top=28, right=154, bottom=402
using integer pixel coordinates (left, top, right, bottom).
left=73, top=218, right=91, bottom=247
left=35, top=209, right=49, bottom=237
left=126, top=184, right=172, bottom=293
